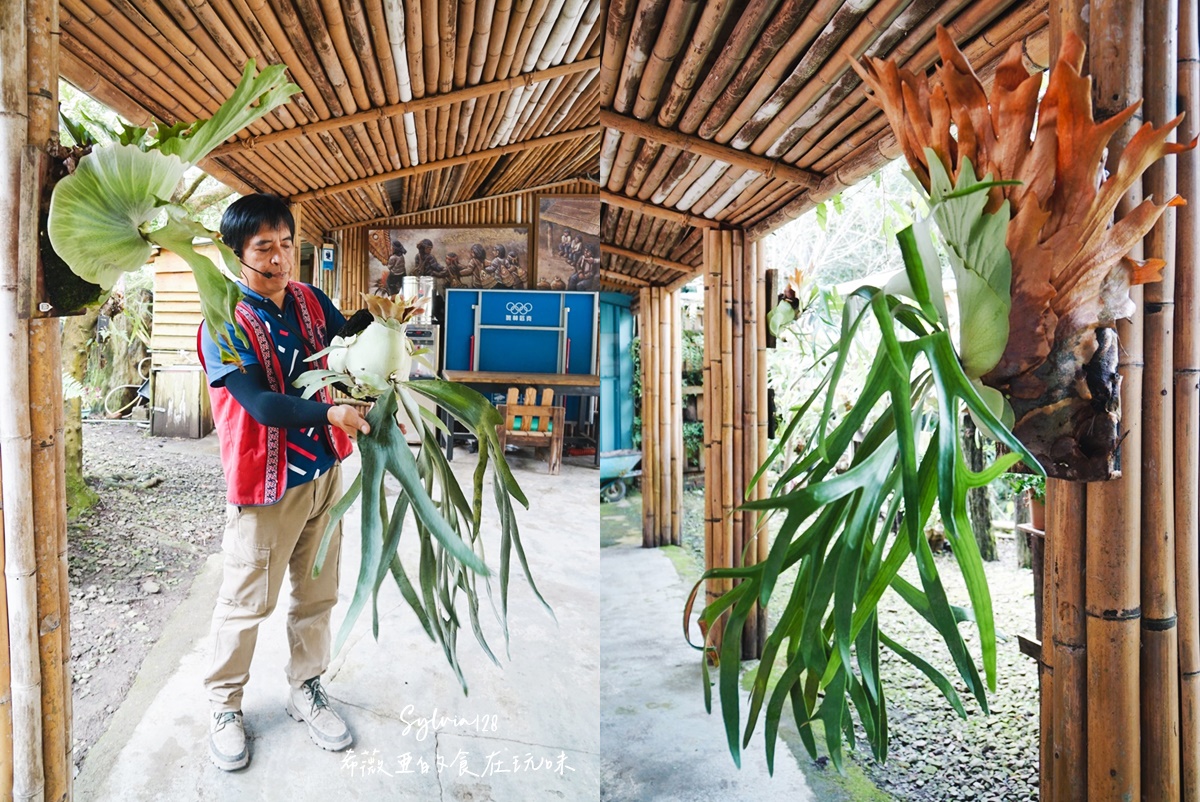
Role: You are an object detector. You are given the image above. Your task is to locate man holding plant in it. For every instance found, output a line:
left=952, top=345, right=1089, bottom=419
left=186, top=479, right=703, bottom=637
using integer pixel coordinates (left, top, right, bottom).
left=197, top=193, right=370, bottom=771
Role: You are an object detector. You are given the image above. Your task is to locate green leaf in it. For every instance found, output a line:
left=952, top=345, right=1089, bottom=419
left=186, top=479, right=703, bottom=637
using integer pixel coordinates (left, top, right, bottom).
left=924, top=151, right=1013, bottom=379
left=154, top=60, right=300, bottom=166
left=47, top=143, right=185, bottom=289
left=767, top=300, right=797, bottom=337
left=816, top=201, right=828, bottom=231
left=145, top=206, right=246, bottom=363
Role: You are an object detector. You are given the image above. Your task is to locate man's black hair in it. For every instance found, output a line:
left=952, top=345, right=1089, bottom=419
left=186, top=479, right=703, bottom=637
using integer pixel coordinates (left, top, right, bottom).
left=220, top=194, right=295, bottom=256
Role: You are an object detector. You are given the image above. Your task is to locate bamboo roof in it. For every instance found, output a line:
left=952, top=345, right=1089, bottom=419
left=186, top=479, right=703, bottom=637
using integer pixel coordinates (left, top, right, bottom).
left=599, top=0, right=1050, bottom=291
left=58, top=0, right=603, bottom=242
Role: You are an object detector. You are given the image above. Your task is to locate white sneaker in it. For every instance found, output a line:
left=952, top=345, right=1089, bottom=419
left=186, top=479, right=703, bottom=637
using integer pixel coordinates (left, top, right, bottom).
left=209, top=711, right=249, bottom=771
left=286, top=677, right=353, bottom=751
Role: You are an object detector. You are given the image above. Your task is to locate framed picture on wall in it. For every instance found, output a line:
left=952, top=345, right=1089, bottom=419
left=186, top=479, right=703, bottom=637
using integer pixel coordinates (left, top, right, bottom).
left=365, top=226, right=531, bottom=295
left=535, top=194, right=600, bottom=292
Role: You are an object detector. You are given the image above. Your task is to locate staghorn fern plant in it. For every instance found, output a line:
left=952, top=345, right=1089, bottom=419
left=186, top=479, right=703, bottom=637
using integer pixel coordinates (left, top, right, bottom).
left=296, top=294, right=553, bottom=691
left=691, top=28, right=1190, bottom=773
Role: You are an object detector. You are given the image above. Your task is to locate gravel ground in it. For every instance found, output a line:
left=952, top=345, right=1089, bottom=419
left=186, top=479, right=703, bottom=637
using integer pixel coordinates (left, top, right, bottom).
left=676, top=488, right=1041, bottom=801
left=69, top=421, right=225, bottom=774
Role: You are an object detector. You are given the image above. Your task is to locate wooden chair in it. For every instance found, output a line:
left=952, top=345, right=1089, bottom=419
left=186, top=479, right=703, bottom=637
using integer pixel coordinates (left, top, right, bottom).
left=496, top=387, right=565, bottom=475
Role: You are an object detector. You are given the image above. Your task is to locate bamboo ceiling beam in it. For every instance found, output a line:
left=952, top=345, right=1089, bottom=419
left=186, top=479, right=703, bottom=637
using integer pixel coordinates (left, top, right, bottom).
left=326, top=177, right=593, bottom=231
left=601, top=242, right=696, bottom=275
left=601, top=269, right=651, bottom=287
left=292, top=125, right=601, bottom=202
left=211, top=58, right=599, bottom=159
left=600, top=189, right=723, bottom=229
left=599, top=109, right=823, bottom=188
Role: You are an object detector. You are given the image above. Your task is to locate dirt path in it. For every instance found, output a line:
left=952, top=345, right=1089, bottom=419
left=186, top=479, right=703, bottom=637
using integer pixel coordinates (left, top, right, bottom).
left=70, top=421, right=225, bottom=775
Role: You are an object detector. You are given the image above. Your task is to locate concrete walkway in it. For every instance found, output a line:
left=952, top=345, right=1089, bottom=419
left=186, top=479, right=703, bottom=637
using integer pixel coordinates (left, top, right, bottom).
left=77, top=444, right=599, bottom=802
left=599, top=497, right=879, bottom=802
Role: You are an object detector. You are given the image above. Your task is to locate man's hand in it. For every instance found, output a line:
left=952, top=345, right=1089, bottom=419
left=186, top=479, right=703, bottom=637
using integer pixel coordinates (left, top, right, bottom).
left=327, top=404, right=371, bottom=439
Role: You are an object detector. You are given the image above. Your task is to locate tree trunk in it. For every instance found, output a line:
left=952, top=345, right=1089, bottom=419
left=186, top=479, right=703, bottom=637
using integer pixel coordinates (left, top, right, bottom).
left=62, top=304, right=100, bottom=516
left=963, top=415, right=997, bottom=561
left=1015, top=490, right=1032, bottom=569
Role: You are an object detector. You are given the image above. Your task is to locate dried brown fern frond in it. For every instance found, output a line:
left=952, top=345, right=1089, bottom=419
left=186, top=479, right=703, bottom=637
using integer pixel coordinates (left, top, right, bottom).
left=852, top=28, right=1194, bottom=480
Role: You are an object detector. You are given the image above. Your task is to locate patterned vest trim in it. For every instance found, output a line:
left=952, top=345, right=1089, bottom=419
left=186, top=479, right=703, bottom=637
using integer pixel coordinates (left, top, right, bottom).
left=200, top=282, right=353, bottom=505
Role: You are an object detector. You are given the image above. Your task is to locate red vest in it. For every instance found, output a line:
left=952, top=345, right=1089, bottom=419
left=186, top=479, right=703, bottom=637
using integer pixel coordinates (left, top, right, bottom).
left=198, top=282, right=353, bottom=506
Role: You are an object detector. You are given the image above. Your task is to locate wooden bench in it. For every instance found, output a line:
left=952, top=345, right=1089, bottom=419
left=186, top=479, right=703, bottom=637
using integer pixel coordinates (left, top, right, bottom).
left=496, top=387, right=565, bottom=475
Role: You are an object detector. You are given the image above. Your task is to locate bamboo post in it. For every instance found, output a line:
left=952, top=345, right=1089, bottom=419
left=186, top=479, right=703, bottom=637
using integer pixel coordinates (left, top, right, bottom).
left=658, top=284, right=672, bottom=548
left=1048, top=479, right=1086, bottom=802
left=671, top=289, right=683, bottom=546
left=720, top=233, right=735, bottom=611
left=27, top=322, right=65, bottom=802
left=1042, top=6, right=1087, bottom=800
left=1142, top=2, right=1181, bottom=798
left=741, top=234, right=761, bottom=657
left=703, top=229, right=726, bottom=654
left=1085, top=4, right=1144, bottom=796
left=754, top=240, right=768, bottom=652
left=1, top=2, right=48, bottom=799
left=1176, top=1, right=1200, bottom=796
left=729, top=231, right=744, bottom=653
left=641, top=285, right=657, bottom=546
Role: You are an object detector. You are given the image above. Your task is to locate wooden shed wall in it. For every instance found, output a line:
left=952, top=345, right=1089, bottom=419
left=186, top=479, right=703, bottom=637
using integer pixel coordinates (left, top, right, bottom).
left=150, top=244, right=222, bottom=367
left=318, top=179, right=599, bottom=310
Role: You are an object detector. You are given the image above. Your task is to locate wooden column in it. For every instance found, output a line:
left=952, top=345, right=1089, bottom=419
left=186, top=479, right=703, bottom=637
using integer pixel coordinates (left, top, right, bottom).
left=702, top=230, right=765, bottom=659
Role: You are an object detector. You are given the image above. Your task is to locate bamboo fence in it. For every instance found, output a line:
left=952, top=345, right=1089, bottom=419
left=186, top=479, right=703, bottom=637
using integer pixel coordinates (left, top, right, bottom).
left=700, top=230, right=765, bottom=658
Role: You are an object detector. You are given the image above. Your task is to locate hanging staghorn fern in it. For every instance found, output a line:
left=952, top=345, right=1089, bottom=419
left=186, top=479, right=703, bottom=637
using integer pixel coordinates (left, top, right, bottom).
left=689, top=27, right=1191, bottom=773
left=296, top=294, right=552, bottom=693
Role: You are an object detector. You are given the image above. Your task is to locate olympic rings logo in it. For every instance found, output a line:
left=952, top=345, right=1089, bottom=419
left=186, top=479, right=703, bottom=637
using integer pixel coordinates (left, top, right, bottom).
left=506, top=302, right=533, bottom=315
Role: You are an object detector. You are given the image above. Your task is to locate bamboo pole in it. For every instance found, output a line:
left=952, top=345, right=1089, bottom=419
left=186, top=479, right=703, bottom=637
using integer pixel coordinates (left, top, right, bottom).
left=600, top=110, right=822, bottom=189
left=671, top=289, right=683, bottom=546
left=642, top=286, right=657, bottom=546
left=210, top=58, right=598, bottom=158
left=1141, top=2, right=1181, bottom=797
left=739, top=234, right=757, bottom=658
left=754, top=239, right=768, bottom=653
left=1048, top=480, right=1085, bottom=802
left=730, top=231, right=744, bottom=629
left=293, top=125, right=601, bottom=202
left=720, top=233, right=734, bottom=610
left=2, top=3, right=47, bottom=799
left=658, top=285, right=672, bottom=548
left=1176, top=2, right=1200, bottom=797
left=27, top=322, right=65, bottom=802
left=1085, top=3, right=1144, bottom=796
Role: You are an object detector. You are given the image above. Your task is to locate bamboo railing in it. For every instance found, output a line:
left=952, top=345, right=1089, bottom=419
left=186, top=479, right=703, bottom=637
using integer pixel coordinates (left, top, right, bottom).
left=700, top=230, right=766, bottom=658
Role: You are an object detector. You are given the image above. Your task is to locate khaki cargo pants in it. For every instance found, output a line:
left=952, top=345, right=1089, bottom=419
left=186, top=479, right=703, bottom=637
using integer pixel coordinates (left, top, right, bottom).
left=204, top=465, right=343, bottom=713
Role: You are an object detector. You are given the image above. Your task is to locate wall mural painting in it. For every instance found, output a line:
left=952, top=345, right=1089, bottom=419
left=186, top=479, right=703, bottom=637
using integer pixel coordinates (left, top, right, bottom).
left=535, top=195, right=600, bottom=292
left=366, top=226, right=531, bottom=295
